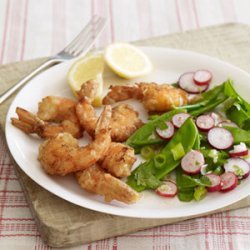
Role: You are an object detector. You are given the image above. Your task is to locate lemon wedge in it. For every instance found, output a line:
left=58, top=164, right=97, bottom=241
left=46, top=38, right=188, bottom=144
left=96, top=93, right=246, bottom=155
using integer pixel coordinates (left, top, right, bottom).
left=104, top=43, right=153, bottom=79
left=67, top=53, right=104, bottom=107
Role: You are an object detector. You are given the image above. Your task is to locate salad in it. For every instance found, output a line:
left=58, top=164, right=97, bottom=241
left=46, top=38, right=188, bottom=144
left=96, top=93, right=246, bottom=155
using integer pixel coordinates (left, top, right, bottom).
left=126, top=70, right=250, bottom=202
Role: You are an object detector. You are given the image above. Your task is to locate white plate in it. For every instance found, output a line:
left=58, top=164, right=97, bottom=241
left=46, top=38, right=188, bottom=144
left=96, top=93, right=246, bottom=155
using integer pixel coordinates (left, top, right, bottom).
left=5, top=47, right=250, bottom=218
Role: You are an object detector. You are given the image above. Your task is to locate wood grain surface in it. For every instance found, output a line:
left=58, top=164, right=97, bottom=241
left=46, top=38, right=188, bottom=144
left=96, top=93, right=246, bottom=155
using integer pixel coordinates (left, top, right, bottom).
left=0, top=23, right=249, bottom=248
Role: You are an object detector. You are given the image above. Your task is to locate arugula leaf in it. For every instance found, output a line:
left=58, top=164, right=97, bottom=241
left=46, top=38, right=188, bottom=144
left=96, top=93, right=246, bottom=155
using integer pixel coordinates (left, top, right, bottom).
left=177, top=174, right=211, bottom=188
left=176, top=168, right=211, bottom=188
left=128, top=161, right=162, bottom=190
left=200, top=149, right=228, bottom=172
left=178, top=187, right=194, bottom=202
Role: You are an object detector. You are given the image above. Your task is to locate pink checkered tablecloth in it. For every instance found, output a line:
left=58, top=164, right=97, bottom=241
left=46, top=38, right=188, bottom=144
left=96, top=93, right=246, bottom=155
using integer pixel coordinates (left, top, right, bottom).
left=0, top=1, right=250, bottom=249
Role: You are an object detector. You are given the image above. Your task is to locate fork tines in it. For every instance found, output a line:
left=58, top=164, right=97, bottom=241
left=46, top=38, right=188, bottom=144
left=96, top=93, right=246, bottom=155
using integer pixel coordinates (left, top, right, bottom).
left=63, top=15, right=106, bottom=57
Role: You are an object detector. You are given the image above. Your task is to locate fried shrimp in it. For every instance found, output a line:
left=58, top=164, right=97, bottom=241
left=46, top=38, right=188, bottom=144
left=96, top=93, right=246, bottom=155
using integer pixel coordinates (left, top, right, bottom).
left=76, top=79, right=99, bottom=102
left=99, top=142, right=136, bottom=178
left=38, top=96, right=78, bottom=123
left=38, top=105, right=112, bottom=176
left=11, top=107, right=82, bottom=138
left=76, top=165, right=140, bottom=204
left=103, top=82, right=189, bottom=113
left=76, top=98, right=143, bottom=141
left=37, top=96, right=82, bottom=136
left=110, top=104, right=143, bottom=142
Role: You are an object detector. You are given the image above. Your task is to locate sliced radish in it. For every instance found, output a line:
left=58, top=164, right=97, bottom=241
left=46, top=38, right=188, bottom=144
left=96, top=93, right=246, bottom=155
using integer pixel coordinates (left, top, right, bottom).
left=178, top=72, right=208, bottom=94
left=155, top=181, right=177, bottom=197
left=229, top=143, right=248, bottom=157
left=224, top=157, right=250, bottom=179
left=172, top=113, right=191, bottom=128
left=196, top=115, right=215, bottom=131
left=205, top=174, right=221, bottom=192
left=207, top=127, right=233, bottom=150
left=155, top=121, right=175, bottom=140
left=218, top=121, right=239, bottom=128
left=220, top=172, right=238, bottom=192
left=209, top=112, right=224, bottom=126
left=193, top=70, right=212, bottom=86
left=181, top=150, right=205, bottom=175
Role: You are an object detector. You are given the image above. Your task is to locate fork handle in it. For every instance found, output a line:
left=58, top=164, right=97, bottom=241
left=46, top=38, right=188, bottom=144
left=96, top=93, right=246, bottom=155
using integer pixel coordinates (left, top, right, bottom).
left=0, top=58, right=61, bottom=105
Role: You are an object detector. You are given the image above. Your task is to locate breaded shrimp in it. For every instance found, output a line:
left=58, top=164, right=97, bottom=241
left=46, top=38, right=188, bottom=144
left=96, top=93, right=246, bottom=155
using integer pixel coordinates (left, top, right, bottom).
left=75, top=97, right=97, bottom=138
left=38, top=96, right=79, bottom=124
left=11, top=107, right=82, bottom=138
left=76, top=98, right=143, bottom=141
left=103, top=82, right=189, bottom=113
left=76, top=165, right=140, bottom=204
left=99, top=142, right=136, bottom=178
left=38, top=106, right=112, bottom=176
left=76, top=79, right=99, bottom=102
left=110, top=104, right=143, bottom=142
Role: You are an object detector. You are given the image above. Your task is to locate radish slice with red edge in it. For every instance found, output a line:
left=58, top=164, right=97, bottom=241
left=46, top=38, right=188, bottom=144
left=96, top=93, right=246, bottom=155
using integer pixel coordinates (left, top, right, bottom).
left=178, top=72, right=208, bottom=94
left=155, top=181, right=177, bottom=197
left=224, top=157, right=250, bottom=179
left=209, top=112, right=224, bottom=126
left=181, top=150, right=205, bottom=175
left=220, top=172, right=238, bottom=192
left=207, top=127, right=233, bottom=150
left=229, top=143, right=248, bottom=157
left=172, top=113, right=191, bottom=128
left=196, top=115, right=215, bottom=131
left=193, top=70, right=212, bottom=86
left=155, top=121, right=175, bottom=140
left=205, top=174, right=221, bottom=192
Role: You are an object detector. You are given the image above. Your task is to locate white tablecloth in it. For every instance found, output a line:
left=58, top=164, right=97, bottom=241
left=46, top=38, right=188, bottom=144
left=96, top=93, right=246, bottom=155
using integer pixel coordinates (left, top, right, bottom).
left=0, top=0, right=250, bottom=249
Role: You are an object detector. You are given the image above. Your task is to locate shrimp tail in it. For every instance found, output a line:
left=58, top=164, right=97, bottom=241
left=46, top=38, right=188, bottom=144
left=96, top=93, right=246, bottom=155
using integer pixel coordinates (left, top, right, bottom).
left=76, top=165, right=140, bottom=204
left=11, top=107, right=45, bottom=136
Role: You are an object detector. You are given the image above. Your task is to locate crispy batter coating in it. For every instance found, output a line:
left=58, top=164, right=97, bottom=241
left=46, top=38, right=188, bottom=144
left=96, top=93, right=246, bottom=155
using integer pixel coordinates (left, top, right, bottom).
left=11, top=107, right=82, bottom=138
left=103, top=82, right=188, bottom=113
left=38, top=96, right=78, bottom=123
left=38, top=106, right=112, bottom=176
left=110, top=104, right=143, bottom=142
left=76, top=79, right=100, bottom=102
left=76, top=165, right=140, bottom=204
left=100, top=142, right=136, bottom=178
left=76, top=98, right=143, bottom=142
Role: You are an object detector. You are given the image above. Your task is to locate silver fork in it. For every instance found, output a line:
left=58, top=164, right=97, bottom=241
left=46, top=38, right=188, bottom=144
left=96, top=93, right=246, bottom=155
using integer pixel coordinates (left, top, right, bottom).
left=0, top=15, right=106, bottom=104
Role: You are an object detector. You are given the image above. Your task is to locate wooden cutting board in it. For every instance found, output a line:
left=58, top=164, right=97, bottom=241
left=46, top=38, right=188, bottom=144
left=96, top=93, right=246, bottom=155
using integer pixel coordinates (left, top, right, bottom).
left=0, top=23, right=250, bottom=248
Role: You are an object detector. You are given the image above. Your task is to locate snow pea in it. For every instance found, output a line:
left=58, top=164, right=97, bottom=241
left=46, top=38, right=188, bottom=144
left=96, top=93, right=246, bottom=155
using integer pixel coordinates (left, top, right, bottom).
left=224, top=80, right=250, bottom=129
left=223, top=126, right=250, bottom=146
left=127, top=118, right=198, bottom=192
left=189, top=95, right=227, bottom=117
left=126, top=108, right=186, bottom=150
left=176, top=83, right=225, bottom=114
left=193, top=133, right=201, bottom=150
left=175, top=80, right=248, bottom=118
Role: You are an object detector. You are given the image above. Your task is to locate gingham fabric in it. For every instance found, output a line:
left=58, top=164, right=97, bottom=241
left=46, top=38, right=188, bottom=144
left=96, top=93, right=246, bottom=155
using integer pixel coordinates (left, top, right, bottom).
left=0, top=1, right=250, bottom=249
